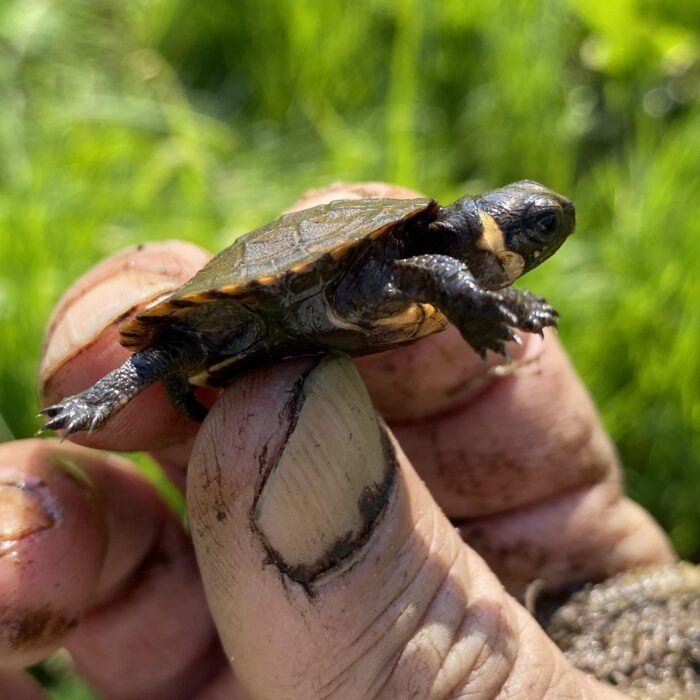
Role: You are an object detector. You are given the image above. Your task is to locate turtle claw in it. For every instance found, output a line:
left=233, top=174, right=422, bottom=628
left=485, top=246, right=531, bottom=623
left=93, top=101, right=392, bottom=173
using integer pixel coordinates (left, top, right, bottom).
left=38, top=394, right=110, bottom=437
left=495, top=288, right=559, bottom=338
left=459, top=288, right=556, bottom=360
left=40, top=415, right=68, bottom=433
left=63, top=417, right=87, bottom=439
left=39, top=404, right=62, bottom=418
left=87, top=409, right=110, bottom=436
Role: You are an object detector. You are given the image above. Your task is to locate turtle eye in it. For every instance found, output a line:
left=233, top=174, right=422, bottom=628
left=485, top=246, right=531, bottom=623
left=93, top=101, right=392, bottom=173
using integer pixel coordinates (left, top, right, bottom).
left=530, top=207, right=562, bottom=243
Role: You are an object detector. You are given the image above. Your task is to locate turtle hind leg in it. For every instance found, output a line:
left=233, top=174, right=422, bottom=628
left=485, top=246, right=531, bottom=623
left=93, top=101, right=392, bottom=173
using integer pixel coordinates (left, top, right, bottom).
left=163, top=373, right=209, bottom=423
left=39, top=345, right=181, bottom=437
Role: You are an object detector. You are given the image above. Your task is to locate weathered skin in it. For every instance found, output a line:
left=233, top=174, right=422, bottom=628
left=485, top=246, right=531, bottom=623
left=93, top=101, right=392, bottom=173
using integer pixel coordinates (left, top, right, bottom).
left=40, top=180, right=575, bottom=436
left=541, top=563, right=700, bottom=699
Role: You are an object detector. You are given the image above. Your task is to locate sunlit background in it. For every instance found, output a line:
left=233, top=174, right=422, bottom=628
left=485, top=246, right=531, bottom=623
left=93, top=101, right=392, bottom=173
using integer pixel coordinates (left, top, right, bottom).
left=1, top=2, right=699, bottom=691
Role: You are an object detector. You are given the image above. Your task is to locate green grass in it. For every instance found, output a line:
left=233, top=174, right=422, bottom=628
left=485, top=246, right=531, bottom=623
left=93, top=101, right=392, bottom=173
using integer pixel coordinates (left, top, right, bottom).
left=1, top=0, right=700, bottom=693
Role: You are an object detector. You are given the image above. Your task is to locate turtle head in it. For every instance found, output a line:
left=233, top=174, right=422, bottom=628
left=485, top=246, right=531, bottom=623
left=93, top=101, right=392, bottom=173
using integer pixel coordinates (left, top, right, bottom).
left=472, top=180, right=575, bottom=287
left=437, top=181, right=575, bottom=289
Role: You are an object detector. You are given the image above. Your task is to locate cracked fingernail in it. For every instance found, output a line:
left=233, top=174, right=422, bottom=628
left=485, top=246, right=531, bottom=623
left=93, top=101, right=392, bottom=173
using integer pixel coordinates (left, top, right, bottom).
left=0, top=483, right=54, bottom=544
left=253, top=355, right=395, bottom=586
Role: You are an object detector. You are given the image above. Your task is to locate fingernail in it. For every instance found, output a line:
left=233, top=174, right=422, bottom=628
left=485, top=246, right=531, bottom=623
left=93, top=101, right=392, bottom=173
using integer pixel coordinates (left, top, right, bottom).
left=253, top=355, right=395, bottom=588
left=39, top=242, right=212, bottom=392
left=39, top=269, right=178, bottom=386
left=0, top=483, right=55, bottom=546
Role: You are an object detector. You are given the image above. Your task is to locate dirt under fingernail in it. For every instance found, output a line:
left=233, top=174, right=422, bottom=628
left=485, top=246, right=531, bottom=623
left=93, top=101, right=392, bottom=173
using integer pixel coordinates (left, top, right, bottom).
left=252, top=355, right=395, bottom=591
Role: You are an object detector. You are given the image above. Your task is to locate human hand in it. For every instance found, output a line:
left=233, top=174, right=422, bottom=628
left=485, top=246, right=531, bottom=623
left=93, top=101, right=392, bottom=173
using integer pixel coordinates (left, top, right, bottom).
left=0, top=184, right=674, bottom=699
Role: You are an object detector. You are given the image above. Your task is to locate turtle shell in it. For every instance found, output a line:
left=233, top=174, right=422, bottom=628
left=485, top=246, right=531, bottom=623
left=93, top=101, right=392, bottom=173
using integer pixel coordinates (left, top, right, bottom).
left=120, top=197, right=438, bottom=348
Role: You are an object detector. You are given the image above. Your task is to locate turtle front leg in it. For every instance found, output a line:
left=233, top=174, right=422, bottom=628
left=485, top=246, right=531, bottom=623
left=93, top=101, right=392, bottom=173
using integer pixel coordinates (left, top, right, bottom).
left=392, top=254, right=558, bottom=357
left=40, top=345, right=181, bottom=437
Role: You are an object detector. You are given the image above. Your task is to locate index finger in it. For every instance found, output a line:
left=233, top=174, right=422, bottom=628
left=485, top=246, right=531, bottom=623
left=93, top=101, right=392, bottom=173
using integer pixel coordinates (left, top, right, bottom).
left=356, top=294, right=674, bottom=595
left=39, top=241, right=212, bottom=452
left=358, top=327, right=611, bottom=516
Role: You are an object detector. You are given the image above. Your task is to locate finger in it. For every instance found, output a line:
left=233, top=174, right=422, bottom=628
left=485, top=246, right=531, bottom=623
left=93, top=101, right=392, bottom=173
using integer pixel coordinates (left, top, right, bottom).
left=355, top=324, right=529, bottom=422
left=148, top=437, right=199, bottom=491
left=189, top=356, right=621, bottom=698
left=195, top=671, right=248, bottom=700
left=0, top=439, right=159, bottom=668
left=383, top=330, right=615, bottom=516
left=0, top=672, right=44, bottom=700
left=66, top=518, right=224, bottom=700
left=39, top=241, right=213, bottom=452
left=363, top=330, right=675, bottom=592
left=460, top=483, right=675, bottom=597
left=0, top=440, right=225, bottom=700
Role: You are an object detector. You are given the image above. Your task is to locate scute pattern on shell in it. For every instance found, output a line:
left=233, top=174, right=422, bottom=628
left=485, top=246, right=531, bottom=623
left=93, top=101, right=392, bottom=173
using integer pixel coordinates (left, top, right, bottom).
left=119, top=197, right=436, bottom=347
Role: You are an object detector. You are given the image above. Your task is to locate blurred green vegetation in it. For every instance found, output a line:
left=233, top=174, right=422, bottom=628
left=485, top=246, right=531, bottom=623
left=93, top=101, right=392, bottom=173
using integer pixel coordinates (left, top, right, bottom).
left=1, top=1, right=699, bottom=690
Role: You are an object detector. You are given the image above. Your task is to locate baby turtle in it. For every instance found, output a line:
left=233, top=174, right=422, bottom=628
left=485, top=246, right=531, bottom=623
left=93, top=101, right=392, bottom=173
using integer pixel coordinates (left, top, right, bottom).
left=40, top=180, right=575, bottom=436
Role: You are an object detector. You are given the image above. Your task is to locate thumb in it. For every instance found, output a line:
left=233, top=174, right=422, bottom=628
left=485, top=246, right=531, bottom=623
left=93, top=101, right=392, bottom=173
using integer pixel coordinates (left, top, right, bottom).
left=187, top=355, right=620, bottom=699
